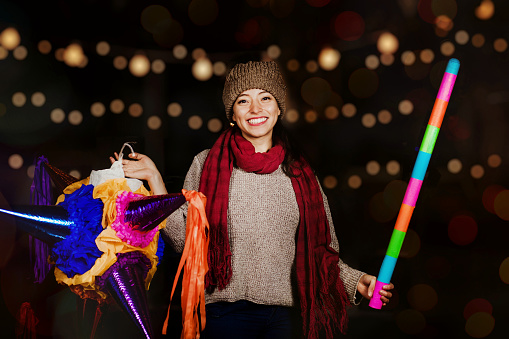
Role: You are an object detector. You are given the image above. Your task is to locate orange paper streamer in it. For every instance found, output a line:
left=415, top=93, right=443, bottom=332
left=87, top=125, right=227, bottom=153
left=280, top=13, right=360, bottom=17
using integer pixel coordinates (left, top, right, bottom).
left=162, top=189, right=209, bottom=339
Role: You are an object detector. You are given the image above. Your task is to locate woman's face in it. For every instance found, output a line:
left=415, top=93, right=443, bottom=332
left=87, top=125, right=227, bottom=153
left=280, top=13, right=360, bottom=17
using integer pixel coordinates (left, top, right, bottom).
left=232, top=88, right=280, bottom=147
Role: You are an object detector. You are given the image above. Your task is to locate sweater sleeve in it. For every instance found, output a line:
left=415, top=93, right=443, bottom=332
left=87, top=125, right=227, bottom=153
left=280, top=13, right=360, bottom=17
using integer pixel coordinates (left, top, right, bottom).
left=319, top=180, right=366, bottom=305
left=161, top=150, right=209, bottom=252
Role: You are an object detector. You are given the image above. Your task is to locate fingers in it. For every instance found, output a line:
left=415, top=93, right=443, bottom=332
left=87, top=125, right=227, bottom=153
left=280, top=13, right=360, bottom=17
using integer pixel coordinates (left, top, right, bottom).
left=368, top=276, right=376, bottom=298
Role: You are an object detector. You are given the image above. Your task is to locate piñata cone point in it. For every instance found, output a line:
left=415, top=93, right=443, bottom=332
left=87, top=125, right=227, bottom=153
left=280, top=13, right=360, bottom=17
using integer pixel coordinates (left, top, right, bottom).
left=0, top=205, right=71, bottom=244
left=43, top=162, right=80, bottom=193
left=124, top=193, right=186, bottom=232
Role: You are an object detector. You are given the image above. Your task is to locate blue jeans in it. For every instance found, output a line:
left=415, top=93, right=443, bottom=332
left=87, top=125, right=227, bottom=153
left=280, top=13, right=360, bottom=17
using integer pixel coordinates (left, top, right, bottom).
left=200, top=300, right=302, bottom=339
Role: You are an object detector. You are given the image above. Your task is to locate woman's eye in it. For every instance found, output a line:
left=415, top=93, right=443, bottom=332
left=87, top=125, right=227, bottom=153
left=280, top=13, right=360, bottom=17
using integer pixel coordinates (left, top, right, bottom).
left=237, top=99, right=247, bottom=104
left=261, top=96, right=271, bottom=101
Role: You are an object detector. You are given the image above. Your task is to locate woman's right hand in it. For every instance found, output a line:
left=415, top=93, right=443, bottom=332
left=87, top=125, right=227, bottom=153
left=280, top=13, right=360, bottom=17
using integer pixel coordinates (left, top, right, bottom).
left=110, top=152, right=168, bottom=195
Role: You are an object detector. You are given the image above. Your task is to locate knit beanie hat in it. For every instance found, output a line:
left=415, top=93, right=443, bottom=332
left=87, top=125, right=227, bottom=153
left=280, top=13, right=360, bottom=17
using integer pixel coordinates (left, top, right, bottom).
left=222, top=61, right=287, bottom=122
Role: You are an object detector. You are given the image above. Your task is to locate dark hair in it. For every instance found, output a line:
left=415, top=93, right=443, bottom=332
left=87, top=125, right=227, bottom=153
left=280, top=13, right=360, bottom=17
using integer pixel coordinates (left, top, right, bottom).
left=272, top=120, right=307, bottom=178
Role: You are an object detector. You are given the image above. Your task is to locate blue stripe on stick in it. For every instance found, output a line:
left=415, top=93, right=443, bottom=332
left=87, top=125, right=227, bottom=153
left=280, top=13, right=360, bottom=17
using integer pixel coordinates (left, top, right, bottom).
left=378, top=255, right=398, bottom=284
left=411, top=151, right=432, bottom=181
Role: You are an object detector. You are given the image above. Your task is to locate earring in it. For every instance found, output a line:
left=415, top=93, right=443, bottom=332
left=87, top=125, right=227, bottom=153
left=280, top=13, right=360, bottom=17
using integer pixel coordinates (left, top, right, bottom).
left=230, top=122, right=235, bottom=127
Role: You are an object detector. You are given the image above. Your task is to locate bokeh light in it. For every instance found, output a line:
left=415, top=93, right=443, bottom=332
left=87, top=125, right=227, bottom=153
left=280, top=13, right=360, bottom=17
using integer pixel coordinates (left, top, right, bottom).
left=395, top=309, right=426, bottom=335
left=380, top=53, right=395, bottom=66
left=418, top=0, right=436, bottom=23
left=334, top=11, right=365, bottom=41
left=369, top=192, right=397, bottom=223
left=464, top=299, right=493, bottom=320
left=173, top=44, right=187, bottom=59
left=398, top=99, right=414, bottom=115
left=361, top=113, right=376, bottom=128
left=500, top=257, right=509, bottom=284
left=147, top=116, right=162, bottom=130
left=470, top=164, right=484, bottom=179
left=188, top=0, right=219, bottom=26
left=342, top=103, right=356, bottom=117
left=188, top=115, right=203, bottom=129
left=447, top=158, right=462, bottom=174
left=472, top=34, right=485, bottom=48
left=55, top=48, right=64, bottom=61
left=8, top=154, right=23, bottom=169
left=110, top=99, right=125, bottom=114
left=383, top=180, right=406, bottom=211
left=407, top=284, right=437, bottom=311
left=440, top=41, right=455, bottom=56
left=305, top=60, right=319, bottom=73
left=149, top=12, right=183, bottom=48
left=141, top=5, right=171, bottom=33
left=482, top=185, right=505, bottom=214
left=455, top=30, right=469, bottom=45
left=31, top=92, right=46, bottom=107
left=348, top=68, right=379, bottom=98
left=69, top=170, right=81, bottom=179
left=284, top=109, right=299, bottom=123
left=0, top=103, right=6, bottom=116
left=324, top=106, right=339, bottom=120
left=494, top=190, right=509, bottom=220
left=0, top=27, right=21, bottom=50
left=151, top=59, right=166, bottom=74
left=113, top=56, right=128, bottom=70
left=378, top=109, right=392, bottom=124
left=96, top=41, right=110, bottom=56
left=448, top=215, right=478, bottom=245
left=267, top=45, right=281, bottom=59
left=213, top=61, right=226, bottom=76
left=318, top=47, right=340, bottom=71
left=167, top=102, right=182, bottom=117
left=420, top=49, right=435, bottom=63
left=129, top=54, right=151, bottom=77
left=366, top=160, right=380, bottom=175
left=475, top=0, right=495, bottom=20
left=0, top=46, right=7, bottom=60
left=301, top=77, right=331, bottom=106
left=50, top=108, right=65, bottom=123
left=192, top=58, right=213, bottom=81
left=377, top=32, right=399, bottom=54
left=37, top=40, right=51, bottom=54
left=493, top=38, right=508, bottom=53
left=68, top=110, right=83, bottom=125
left=304, top=110, right=318, bottom=123
left=287, top=59, right=300, bottom=72
left=465, top=312, right=495, bottom=338
left=365, top=54, right=379, bottom=70
left=323, top=175, right=338, bottom=189
left=348, top=175, right=362, bottom=189
left=13, top=46, right=27, bottom=60
left=63, top=43, right=85, bottom=67
left=12, top=92, right=26, bottom=107
left=487, top=154, right=501, bottom=168
left=207, top=118, right=222, bottom=133
left=386, top=160, right=400, bottom=175
left=401, top=51, right=416, bottom=66
left=91, top=102, right=106, bottom=117
left=128, top=103, right=143, bottom=117
left=27, top=165, right=35, bottom=179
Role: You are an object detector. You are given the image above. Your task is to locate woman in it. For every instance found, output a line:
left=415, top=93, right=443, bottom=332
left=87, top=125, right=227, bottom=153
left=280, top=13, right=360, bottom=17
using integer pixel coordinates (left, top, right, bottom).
left=114, top=61, right=393, bottom=338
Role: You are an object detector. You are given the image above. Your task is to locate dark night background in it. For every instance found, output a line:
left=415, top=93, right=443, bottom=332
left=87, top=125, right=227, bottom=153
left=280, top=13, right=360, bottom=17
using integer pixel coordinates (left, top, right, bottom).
left=0, top=0, right=508, bottom=338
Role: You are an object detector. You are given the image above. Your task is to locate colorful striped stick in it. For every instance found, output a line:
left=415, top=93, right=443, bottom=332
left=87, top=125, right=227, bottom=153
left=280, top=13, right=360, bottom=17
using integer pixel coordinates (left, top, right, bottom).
left=369, top=58, right=460, bottom=309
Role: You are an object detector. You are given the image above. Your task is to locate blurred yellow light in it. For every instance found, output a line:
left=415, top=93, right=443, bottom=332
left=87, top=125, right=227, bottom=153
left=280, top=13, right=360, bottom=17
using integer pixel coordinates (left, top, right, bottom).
left=377, top=32, right=399, bottom=54
left=378, top=109, right=392, bottom=124
left=447, top=158, right=462, bottom=174
left=31, top=92, right=46, bottom=107
left=69, top=170, right=81, bottom=179
left=304, top=110, right=318, bottom=123
left=267, top=44, right=281, bottom=59
left=147, top=116, right=162, bottom=130
left=440, top=41, right=455, bottom=56
left=435, top=15, right=453, bottom=31
left=361, top=113, right=376, bottom=128
left=12, top=92, right=26, bottom=107
left=398, top=100, right=413, bottom=115
left=0, top=27, right=21, bottom=50
left=173, top=44, right=187, bottom=59
left=63, top=43, right=85, bottom=67
left=110, top=99, right=125, bottom=114
left=91, top=102, right=106, bottom=117
left=348, top=175, right=362, bottom=189
left=50, top=108, right=65, bottom=123
left=323, top=175, right=338, bottom=189
left=287, top=59, right=299, bottom=72
left=472, top=34, right=485, bottom=48
left=96, top=41, right=110, bottom=56
left=366, top=161, right=380, bottom=175
left=192, top=58, right=213, bottom=81
left=207, top=118, right=222, bottom=133
left=324, top=106, right=339, bottom=119
left=55, top=48, right=65, bottom=62
left=151, top=59, right=166, bottom=74
left=38, top=40, right=52, bottom=54
left=213, top=61, right=226, bottom=76
left=188, top=115, right=203, bottom=129
left=420, top=49, right=435, bottom=64
left=365, top=55, right=379, bottom=70
left=401, top=51, right=416, bottom=66
left=318, top=47, right=341, bottom=71
left=192, top=48, right=206, bottom=60
left=380, top=53, right=394, bottom=66
left=305, top=60, right=319, bottom=73
left=465, top=312, right=495, bottom=338
left=13, top=46, right=27, bottom=60
left=494, top=38, right=508, bottom=52
left=129, top=54, right=150, bottom=77
left=128, top=103, right=143, bottom=117
left=284, top=109, right=299, bottom=123
left=386, top=160, right=400, bottom=175
left=342, top=103, right=356, bottom=117
left=455, top=30, right=469, bottom=45
left=8, top=154, right=23, bottom=169
left=487, top=154, right=502, bottom=168
left=475, top=0, right=495, bottom=20
left=0, top=46, right=7, bottom=60
left=113, top=56, right=128, bottom=70
left=167, top=102, right=182, bottom=117
left=470, top=164, right=484, bottom=179
left=68, top=110, right=83, bottom=125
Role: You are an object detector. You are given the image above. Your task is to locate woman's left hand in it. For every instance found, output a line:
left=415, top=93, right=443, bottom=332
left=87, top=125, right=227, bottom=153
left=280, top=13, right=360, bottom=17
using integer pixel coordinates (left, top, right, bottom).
left=357, top=274, right=394, bottom=306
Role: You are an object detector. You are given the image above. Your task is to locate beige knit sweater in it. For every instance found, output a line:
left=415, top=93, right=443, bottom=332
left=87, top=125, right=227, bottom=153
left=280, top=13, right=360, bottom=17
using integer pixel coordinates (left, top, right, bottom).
left=162, top=150, right=365, bottom=307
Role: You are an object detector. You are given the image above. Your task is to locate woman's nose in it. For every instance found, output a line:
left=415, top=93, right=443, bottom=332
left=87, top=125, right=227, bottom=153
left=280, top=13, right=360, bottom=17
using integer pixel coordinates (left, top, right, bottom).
left=249, top=101, right=263, bottom=113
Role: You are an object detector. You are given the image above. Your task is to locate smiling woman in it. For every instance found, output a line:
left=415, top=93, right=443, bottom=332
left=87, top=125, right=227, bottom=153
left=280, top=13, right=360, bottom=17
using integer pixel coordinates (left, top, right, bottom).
left=118, top=60, right=394, bottom=339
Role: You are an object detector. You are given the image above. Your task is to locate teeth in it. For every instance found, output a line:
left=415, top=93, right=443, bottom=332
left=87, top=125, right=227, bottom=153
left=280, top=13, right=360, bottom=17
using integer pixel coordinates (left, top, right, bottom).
left=248, top=117, right=267, bottom=124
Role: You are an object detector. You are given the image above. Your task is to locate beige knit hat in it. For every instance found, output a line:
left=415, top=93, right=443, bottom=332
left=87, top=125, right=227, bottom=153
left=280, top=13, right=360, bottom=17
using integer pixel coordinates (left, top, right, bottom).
left=222, top=61, right=287, bottom=122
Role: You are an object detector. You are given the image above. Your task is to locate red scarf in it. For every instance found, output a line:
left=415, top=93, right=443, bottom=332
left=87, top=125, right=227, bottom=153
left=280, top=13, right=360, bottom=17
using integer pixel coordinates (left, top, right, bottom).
left=199, top=128, right=349, bottom=338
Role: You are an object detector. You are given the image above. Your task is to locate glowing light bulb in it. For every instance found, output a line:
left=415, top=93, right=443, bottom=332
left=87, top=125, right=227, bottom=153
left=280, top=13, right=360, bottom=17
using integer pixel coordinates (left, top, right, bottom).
left=0, top=27, right=21, bottom=50
left=129, top=54, right=150, bottom=77
left=377, top=32, right=399, bottom=54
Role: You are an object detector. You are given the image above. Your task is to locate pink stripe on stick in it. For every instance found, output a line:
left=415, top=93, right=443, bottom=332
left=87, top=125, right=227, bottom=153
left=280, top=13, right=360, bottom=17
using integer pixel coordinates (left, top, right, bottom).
left=437, top=73, right=457, bottom=102
left=402, top=178, right=423, bottom=207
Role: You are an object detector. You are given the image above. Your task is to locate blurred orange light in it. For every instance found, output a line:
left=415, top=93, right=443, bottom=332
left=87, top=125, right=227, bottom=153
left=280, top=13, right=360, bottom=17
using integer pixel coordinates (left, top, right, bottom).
left=463, top=299, right=493, bottom=320
left=318, top=47, right=340, bottom=71
left=334, top=11, right=365, bottom=41
left=475, top=0, right=495, bottom=20
left=63, top=43, right=85, bottom=67
left=0, top=27, right=21, bottom=50
left=129, top=54, right=151, bottom=77
left=377, top=32, right=399, bottom=54
left=494, top=190, right=509, bottom=220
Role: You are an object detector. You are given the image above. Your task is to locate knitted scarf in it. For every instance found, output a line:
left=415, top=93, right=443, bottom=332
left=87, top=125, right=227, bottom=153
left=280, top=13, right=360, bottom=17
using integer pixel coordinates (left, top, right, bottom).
left=199, top=127, right=350, bottom=338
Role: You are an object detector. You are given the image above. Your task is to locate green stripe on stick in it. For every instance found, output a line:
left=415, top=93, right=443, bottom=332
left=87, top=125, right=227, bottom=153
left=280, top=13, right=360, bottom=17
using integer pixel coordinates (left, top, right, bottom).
left=386, top=229, right=406, bottom=258
left=419, top=125, right=440, bottom=154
